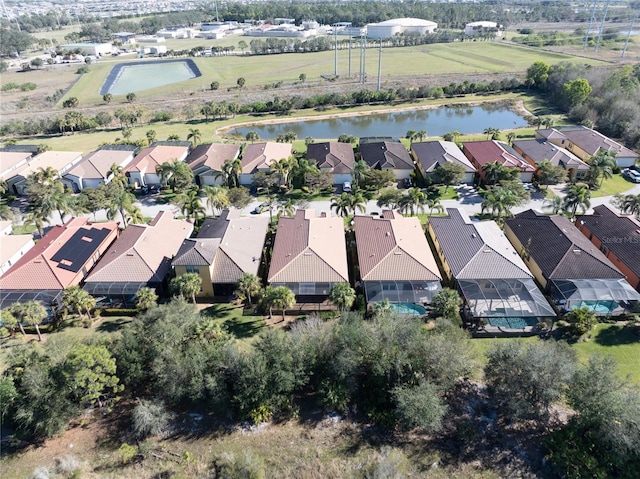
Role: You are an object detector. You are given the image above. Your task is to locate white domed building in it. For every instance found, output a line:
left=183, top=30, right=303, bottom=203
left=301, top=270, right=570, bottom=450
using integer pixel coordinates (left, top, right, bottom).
left=365, top=18, right=438, bottom=39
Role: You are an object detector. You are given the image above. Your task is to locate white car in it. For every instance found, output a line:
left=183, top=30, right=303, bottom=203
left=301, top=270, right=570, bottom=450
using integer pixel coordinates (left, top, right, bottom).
left=343, top=182, right=352, bottom=193
left=622, top=169, right=640, bottom=183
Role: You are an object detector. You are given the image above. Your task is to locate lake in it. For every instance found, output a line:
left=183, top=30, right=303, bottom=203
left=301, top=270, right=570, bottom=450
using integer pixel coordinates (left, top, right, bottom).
left=230, top=103, right=528, bottom=140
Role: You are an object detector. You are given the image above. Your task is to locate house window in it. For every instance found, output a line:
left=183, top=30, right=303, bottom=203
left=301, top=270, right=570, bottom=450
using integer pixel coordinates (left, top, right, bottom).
left=186, top=265, right=199, bottom=274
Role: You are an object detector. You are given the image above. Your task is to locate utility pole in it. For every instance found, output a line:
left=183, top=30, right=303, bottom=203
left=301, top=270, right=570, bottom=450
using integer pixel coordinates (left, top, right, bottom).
left=348, top=38, right=352, bottom=77
left=377, top=39, right=382, bottom=91
left=334, top=25, right=338, bottom=76
left=621, top=14, right=636, bottom=58
left=594, top=0, right=611, bottom=52
left=584, top=0, right=598, bottom=49
left=362, top=34, right=367, bottom=84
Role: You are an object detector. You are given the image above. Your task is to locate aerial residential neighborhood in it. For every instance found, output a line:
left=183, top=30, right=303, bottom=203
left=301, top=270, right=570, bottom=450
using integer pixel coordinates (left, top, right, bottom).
left=1, top=1, right=640, bottom=478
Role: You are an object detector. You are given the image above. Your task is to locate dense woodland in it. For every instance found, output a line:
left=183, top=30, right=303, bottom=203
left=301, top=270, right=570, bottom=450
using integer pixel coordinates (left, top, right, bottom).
left=2, top=299, right=639, bottom=478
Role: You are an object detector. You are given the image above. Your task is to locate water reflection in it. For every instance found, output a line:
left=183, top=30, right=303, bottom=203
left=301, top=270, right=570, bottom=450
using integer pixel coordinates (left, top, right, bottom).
left=231, top=103, right=527, bottom=139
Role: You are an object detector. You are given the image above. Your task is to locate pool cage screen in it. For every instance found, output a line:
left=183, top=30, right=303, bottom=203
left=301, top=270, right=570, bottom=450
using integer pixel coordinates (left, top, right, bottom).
left=0, top=289, right=62, bottom=310
left=458, top=278, right=556, bottom=318
left=364, top=280, right=442, bottom=304
left=83, top=282, right=154, bottom=306
left=551, top=279, right=640, bottom=314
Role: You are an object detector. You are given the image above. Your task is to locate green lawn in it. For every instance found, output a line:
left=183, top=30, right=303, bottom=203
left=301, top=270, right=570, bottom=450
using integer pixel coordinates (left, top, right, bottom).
left=571, top=323, right=640, bottom=384
left=199, top=303, right=265, bottom=341
left=470, top=323, right=640, bottom=385
left=590, top=174, right=637, bottom=198
left=438, top=185, right=459, bottom=199
left=61, top=41, right=607, bottom=107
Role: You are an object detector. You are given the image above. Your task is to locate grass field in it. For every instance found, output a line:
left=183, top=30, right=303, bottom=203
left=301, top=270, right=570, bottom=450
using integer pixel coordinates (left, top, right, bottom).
left=590, top=174, right=637, bottom=198
left=470, top=323, right=640, bottom=385
left=62, top=41, right=608, bottom=106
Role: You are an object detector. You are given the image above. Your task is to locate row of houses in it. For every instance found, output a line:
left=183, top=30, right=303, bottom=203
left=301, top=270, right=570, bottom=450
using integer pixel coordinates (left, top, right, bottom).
left=2, top=203, right=638, bottom=329
left=4, top=126, right=636, bottom=196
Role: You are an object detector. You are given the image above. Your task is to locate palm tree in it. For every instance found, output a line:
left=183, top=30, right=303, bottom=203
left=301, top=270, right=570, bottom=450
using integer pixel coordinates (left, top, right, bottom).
left=245, top=131, right=259, bottom=143
left=170, top=273, right=202, bottom=303
left=544, top=196, right=565, bottom=214
left=24, top=210, right=45, bottom=237
left=563, top=183, right=591, bottom=219
left=588, top=149, right=617, bottom=189
left=62, top=285, right=96, bottom=321
left=9, top=301, right=47, bottom=341
left=104, top=182, right=136, bottom=227
left=146, top=129, right=157, bottom=146
left=506, top=131, right=517, bottom=145
left=236, top=273, right=262, bottom=306
left=331, top=193, right=352, bottom=217
left=351, top=159, right=369, bottom=187
left=173, top=186, right=205, bottom=220
left=406, top=130, right=416, bottom=141
left=134, top=287, right=158, bottom=311
left=277, top=199, right=296, bottom=218
left=271, top=286, right=296, bottom=322
left=187, top=128, right=202, bottom=146
left=613, top=193, right=640, bottom=216
left=126, top=206, right=145, bottom=225
left=482, top=161, right=508, bottom=185
left=401, top=187, right=427, bottom=216
left=426, top=197, right=444, bottom=216
left=483, top=127, right=500, bottom=140
left=416, top=130, right=427, bottom=142
left=201, top=185, right=230, bottom=216
left=329, top=282, right=356, bottom=312
left=107, top=163, right=128, bottom=188
left=217, top=158, right=242, bottom=188
left=271, top=156, right=295, bottom=189
left=481, top=184, right=526, bottom=220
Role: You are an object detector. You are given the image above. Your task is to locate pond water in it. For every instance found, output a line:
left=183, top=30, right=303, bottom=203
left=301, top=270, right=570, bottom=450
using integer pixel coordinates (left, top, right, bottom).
left=100, top=60, right=201, bottom=96
left=230, top=103, right=528, bottom=140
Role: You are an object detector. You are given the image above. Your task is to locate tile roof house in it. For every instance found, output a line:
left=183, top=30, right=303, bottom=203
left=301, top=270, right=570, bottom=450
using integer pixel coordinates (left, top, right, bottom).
left=239, top=142, right=292, bottom=186
left=4, top=150, right=83, bottom=195
left=0, top=233, right=35, bottom=278
left=462, top=140, right=535, bottom=183
left=83, top=211, right=193, bottom=302
left=268, top=209, right=348, bottom=298
left=428, top=208, right=555, bottom=325
left=504, top=210, right=640, bottom=315
left=577, top=205, right=640, bottom=292
left=172, top=209, right=269, bottom=297
left=512, top=139, right=589, bottom=181
left=0, top=217, right=119, bottom=308
left=62, top=145, right=138, bottom=192
left=536, top=126, right=639, bottom=168
left=359, top=141, right=415, bottom=180
left=125, top=144, right=190, bottom=187
left=411, top=140, right=476, bottom=184
left=0, top=150, right=33, bottom=181
left=306, top=142, right=356, bottom=184
left=185, top=143, right=241, bottom=186
left=354, top=210, right=442, bottom=305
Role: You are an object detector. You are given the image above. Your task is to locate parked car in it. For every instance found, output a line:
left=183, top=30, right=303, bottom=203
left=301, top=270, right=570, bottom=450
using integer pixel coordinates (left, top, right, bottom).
left=251, top=202, right=269, bottom=214
left=343, top=181, right=352, bottom=193
left=622, top=169, right=640, bottom=183
left=403, top=178, right=412, bottom=188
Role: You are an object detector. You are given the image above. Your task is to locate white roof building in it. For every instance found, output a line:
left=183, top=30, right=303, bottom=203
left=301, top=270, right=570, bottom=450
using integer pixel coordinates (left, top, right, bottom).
left=366, top=18, right=437, bottom=39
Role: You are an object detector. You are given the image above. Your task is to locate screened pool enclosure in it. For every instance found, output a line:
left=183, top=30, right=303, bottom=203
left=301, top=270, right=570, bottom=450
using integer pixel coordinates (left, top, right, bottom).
left=551, top=279, right=640, bottom=315
left=363, top=280, right=442, bottom=304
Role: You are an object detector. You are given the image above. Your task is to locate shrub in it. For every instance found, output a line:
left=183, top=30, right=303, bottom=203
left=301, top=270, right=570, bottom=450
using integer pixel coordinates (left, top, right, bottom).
left=76, top=66, right=89, bottom=74
left=132, top=399, right=172, bottom=439
left=20, top=82, right=36, bottom=91
left=1, top=82, right=20, bottom=91
left=118, top=443, right=137, bottom=464
left=152, top=111, right=172, bottom=122
left=100, top=308, right=138, bottom=317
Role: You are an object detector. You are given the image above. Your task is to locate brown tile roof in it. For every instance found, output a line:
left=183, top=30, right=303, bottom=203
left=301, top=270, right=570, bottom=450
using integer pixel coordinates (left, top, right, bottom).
left=513, top=139, right=589, bottom=171
left=430, top=208, right=533, bottom=279
left=505, top=210, right=624, bottom=280
left=65, top=148, right=135, bottom=180
left=463, top=140, right=535, bottom=172
left=0, top=151, right=32, bottom=180
left=306, top=142, right=356, bottom=174
left=4, top=151, right=83, bottom=181
left=354, top=210, right=441, bottom=281
left=360, top=141, right=414, bottom=170
left=185, top=143, right=241, bottom=173
left=268, top=209, right=348, bottom=283
left=125, top=145, right=190, bottom=173
left=577, top=205, right=640, bottom=281
left=411, top=141, right=475, bottom=174
left=540, top=126, right=639, bottom=159
left=0, top=217, right=119, bottom=290
left=84, top=211, right=193, bottom=284
left=241, top=142, right=292, bottom=174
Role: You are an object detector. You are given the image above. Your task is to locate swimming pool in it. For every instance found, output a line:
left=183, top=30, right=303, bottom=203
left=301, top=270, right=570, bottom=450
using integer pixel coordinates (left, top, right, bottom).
left=100, top=59, right=202, bottom=95
left=487, top=317, right=539, bottom=329
left=390, top=302, right=427, bottom=316
left=571, top=300, right=619, bottom=314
